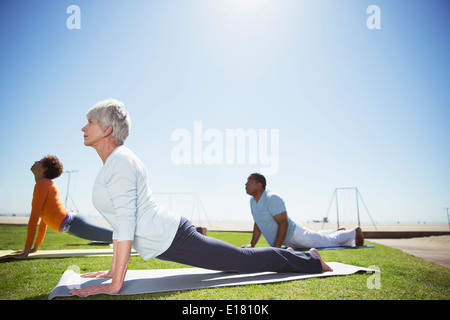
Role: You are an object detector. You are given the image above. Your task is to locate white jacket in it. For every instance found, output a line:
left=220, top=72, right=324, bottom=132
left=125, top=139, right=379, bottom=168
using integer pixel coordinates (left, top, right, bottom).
left=92, top=146, right=180, bottom=260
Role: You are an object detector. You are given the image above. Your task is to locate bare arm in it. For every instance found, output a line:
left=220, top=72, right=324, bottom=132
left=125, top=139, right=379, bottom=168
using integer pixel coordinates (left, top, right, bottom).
left=242, top=223, right=262, bottom=248
left=273, top=211, right=289, bottom=248
left=250, top=223, right=262, bottom=247
left=110, top=240, right=131, bottom=292
left=69, top=240, right=132, bottom=297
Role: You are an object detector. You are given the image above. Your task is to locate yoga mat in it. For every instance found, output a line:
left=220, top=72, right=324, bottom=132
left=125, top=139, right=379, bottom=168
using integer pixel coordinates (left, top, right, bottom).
left=0, top=249, right=139, bottom=259
left=292, top=244, right=375, bottom=251
left=48, top=262, right=378, bottom=299
left=0, top=245, right=374, bottom=259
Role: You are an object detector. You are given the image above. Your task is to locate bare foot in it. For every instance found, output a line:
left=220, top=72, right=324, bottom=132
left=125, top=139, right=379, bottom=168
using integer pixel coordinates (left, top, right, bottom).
left=310, top=248, right=333, bottom=272
left=355, top=227, right=364, bottom=246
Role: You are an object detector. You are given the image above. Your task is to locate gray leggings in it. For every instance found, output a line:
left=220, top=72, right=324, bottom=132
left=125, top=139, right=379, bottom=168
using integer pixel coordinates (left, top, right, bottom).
left=65, top=214, right=113, bottom=243
left=157, top=217, right=322, bottom=273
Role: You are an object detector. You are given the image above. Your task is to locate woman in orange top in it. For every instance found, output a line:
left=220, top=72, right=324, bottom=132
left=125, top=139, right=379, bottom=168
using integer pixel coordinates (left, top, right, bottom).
left=7, top=155, right=112, bottom=259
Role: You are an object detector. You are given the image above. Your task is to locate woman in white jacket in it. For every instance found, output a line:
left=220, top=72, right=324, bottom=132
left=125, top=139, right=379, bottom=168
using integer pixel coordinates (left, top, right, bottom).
left=70, top=98, right=331, bottom=297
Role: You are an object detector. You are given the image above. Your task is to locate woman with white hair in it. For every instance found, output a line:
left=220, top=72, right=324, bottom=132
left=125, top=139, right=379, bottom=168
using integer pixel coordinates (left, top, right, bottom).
left=71, top=98, right=331, bottom=297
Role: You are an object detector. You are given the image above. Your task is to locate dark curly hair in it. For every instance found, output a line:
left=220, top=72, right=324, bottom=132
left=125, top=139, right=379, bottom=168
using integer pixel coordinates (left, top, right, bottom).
left=40, top=155, right=64, bottom=180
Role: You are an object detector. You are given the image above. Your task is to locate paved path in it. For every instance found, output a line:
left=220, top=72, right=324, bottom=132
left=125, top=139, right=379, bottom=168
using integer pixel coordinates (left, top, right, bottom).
left=368, top=236, right=450, bottom=268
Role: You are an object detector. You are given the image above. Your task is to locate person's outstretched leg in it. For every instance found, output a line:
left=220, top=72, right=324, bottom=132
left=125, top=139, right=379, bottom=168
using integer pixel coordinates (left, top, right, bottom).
left=286, top=225, right=357, bottom=249
left=157, top=218, right=327, bottom=274
left=67, top=214, right=113, bottom=242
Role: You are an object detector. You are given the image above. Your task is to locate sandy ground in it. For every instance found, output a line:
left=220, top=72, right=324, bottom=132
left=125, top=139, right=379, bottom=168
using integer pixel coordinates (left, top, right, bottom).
left=194, top=221, right=450, bottom=232
left=2, top=215, right=448, bottom=232
left=2, top=216, right=449, bottom=268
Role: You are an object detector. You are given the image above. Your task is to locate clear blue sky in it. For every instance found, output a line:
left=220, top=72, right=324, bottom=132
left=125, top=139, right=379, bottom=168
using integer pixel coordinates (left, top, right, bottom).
left=0, top=0, right=449, bottom=225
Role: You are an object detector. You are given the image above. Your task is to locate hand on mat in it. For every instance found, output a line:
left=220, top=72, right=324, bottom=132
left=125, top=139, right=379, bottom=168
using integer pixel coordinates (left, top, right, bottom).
left=2, top=247, right=33, bottom=259
left=80, top=270, right=113, bottom=278
left=70, top=284, right=120, bottom=297
left=11, top=247, right=38, bottom=255
left=1, top=252, right=28, bottom=259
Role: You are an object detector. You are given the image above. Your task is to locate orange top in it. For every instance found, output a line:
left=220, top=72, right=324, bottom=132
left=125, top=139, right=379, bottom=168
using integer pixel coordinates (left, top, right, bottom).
left=25, top=179, right=68, bottom=247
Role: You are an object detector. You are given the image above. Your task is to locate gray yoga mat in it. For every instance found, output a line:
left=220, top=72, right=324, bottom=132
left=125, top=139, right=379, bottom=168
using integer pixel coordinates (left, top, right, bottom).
left=0, top=249, right=138, bottom=259
left=49, top=262, right=378, bottom=299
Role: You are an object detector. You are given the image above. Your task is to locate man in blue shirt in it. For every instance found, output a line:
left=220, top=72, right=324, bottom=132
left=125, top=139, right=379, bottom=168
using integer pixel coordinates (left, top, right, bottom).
left=242, top=173, right=364, bottom=249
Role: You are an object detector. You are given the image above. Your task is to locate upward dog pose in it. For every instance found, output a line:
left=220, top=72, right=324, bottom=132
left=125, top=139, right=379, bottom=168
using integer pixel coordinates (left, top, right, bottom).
left=4, top=155, right=113, bottom=259
left=70, top=99, right=332, bottom=297
left=243, top=173, right=364, bottom=250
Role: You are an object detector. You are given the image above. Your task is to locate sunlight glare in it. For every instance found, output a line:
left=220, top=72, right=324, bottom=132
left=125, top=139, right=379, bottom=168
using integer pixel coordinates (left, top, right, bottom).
left=217, top=0, right=280, bottom=21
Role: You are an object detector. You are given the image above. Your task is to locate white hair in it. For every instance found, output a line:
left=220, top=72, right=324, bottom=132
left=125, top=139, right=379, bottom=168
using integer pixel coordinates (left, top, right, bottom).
left=86, top=98, right=131, bottom=143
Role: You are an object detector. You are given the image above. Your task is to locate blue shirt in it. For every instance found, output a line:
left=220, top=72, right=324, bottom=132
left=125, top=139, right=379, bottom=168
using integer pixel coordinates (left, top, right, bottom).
left=250, top=190, right=295, bottom=246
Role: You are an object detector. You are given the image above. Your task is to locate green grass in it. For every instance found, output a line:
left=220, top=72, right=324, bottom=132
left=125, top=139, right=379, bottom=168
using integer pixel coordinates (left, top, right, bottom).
left=0, top=225, right=449, bottom=300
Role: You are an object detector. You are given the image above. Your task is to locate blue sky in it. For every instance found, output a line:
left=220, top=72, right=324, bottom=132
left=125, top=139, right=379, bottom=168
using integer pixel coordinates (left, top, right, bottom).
left=0, top=0, right=449, bottom=225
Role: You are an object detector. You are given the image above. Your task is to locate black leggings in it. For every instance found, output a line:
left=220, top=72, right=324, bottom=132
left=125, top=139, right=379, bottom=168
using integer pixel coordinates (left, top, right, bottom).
left=66, top=214, right=113, bottom=243
left=157, top=217, right=322, bottom=274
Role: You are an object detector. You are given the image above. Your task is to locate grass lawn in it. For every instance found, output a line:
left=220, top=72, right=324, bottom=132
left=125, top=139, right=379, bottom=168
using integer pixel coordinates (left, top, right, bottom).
left=0, top=225, right=449, bottom=300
